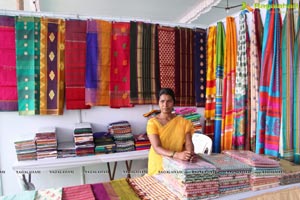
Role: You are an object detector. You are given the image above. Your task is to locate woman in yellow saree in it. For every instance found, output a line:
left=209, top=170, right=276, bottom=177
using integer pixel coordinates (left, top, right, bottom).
left=147, top=88, right=195, bottom=175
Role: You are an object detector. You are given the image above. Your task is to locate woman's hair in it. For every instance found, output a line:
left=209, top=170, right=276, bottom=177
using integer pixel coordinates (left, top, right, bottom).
left=158, top=88, right=175, bottom=103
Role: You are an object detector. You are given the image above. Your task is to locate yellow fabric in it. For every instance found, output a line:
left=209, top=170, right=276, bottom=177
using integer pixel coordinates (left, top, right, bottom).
left=147, top=116, right=194, bottom=175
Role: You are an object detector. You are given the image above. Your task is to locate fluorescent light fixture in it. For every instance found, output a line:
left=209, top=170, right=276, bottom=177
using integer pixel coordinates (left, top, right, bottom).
left=179, top=0, right=222, bottom=24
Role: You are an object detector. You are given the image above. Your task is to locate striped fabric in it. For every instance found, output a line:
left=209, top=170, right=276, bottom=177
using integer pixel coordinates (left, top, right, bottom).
left=157, top=26, right=176, bottom=92
left=39, top=18, right=65, bottom=115
left=256, top=0, right=282, bottom=157
left=293, top=4, right=300, bottom=164
left=110, top=22, right=132, bottom=108
left=213, top=22, right=225, bottom=153
left=221, top=17, right=237, bottom=151
left=204, top=26, right=217, bottom=139
left=130, top=22, right=158, bottom=105
left=233, top=13, right=249, bottom=150
left=15, top=16, right=39, bottom=115
left=0, top=16, right=18, bottom=111
left=250, top=9, right=263, bottom=152
left=175, top=27, right=195, bottom=107
left=280, top=0, right=295, bottom=161
left=65, top=20, right=90, bottom=110
left=62, top=184, right=95, bottom=200
left=194, top=28, right=207, bottom=107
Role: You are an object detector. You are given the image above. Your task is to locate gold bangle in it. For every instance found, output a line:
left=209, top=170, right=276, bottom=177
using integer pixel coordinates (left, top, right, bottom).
left=171, top=151, right=176, bottom=158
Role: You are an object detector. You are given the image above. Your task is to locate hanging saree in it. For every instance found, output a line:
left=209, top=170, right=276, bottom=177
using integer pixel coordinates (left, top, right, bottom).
left=233, top=13, right=249, bottom=150
left=96, top=20, right=112, bottom=106
left=39, top=18, right=65, bottom=115
left=213, top=22, right=225, bottom=153
left=130, top=22, right=158, bottom=105
left=65, top=19, right=90, bottom=110
left=204, top=26, right=217, bottom=139
left=157, top=26, right=176, bottom=92
left=280, top=0, right=295, bottom=161
left=293, top=4, right=300, bottom=164
left=15, top=16, right=39, bottom=115
left=85, top=19, right=98, bottom=106
left=110, top=22, right=132, bottom=108
left=221, top=17, right=237, bottom=151
left=256, top=0, right=282, bottom=157
left=0, top=16, right=18, bottom=111
left=194, top=28, right=207, bottom=107
left=250, top=9, right=263, bottom=152
left=175, top=27, right=194, bottom=107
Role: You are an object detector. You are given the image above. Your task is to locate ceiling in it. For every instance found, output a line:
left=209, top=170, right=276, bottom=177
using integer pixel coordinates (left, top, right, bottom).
left=37, top=0, right=255, bottom=27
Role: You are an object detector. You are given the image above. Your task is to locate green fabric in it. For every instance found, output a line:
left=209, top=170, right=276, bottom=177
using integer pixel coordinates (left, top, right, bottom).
left=110, top=178, right=140, bottom=200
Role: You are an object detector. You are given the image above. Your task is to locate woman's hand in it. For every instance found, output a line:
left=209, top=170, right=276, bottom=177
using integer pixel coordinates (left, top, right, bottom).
left=174, top=150, right=195, bottom=161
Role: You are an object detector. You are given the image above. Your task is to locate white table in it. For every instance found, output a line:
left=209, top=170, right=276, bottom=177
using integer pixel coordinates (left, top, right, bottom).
left=12, top=150, right=149, bottom=189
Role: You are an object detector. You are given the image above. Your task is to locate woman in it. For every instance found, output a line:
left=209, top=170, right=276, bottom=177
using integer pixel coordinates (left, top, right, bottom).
left=147, top=88, right=195, bottom=175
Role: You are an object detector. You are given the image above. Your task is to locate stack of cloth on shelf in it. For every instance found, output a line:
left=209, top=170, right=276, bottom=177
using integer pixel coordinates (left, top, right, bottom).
left=158, top=156, right=218, bottom=199
left=35, top=127, right=57, bottom=159
left=93, top=131, right=116, bottom=154
left=174, top=107, right=202, bottom=133
left=134, top=133, right=151, bottom=151
left=200, top=153, right=252, bottom=195
left=73, top=122, right=95, bottom=156
left=14, top=136, right=37, bottom=161
left=277, top=159, right=300, bottom=185
left=222, top=150, right=282, bottom=191
left=57, top=142, right=76, bottom=158
left=108, top=121, right=135, bottom=152
left=128, top=175, right=180, bottom=200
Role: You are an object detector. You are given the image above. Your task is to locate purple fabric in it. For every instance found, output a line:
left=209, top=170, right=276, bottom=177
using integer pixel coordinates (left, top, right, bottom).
left=91, top=183, right=110, bottom=200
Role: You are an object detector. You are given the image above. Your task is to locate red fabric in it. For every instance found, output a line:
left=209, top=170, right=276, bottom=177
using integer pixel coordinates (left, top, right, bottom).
left=0, top=16, right=17, bottom=111
left=110, top=22, right=132, bottom=108
left=65, top=20, right=90, bottom=110
left=62, top=184, right=95, bottom=200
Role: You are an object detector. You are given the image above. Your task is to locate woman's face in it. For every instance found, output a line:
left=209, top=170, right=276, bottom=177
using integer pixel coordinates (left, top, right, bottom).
left=158, top=94, right=174, bottom=114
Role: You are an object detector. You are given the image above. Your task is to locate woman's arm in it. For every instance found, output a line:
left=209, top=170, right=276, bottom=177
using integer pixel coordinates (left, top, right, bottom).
left=184, top=133, right=194, bottom=153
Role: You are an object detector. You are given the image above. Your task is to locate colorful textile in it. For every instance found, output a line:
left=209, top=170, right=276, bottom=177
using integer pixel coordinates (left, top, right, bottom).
left=204, top=26, right=217, bottom=139
left=293, top=4, right=300, bottom=164
left=62, top=184, right=95, bottom=200
left=221, top=16, right=237, bottom=151
left=96, top=20, right=112, bottom=105
left=128, top=175, right=180, bottom=200
left=91, top=183, right=110, bottom=200
left=175, top=27, right=195, bottom=106
left=0, top=16, right=18, bottom=111
left=147, top=116, right=194, bottom=175
left=65, top=19, right=90, bottom=110
left=130, top=22, right=158, bottom=105
left=194, top=28, right=207, bottom=107
left=85, top=19, right=98, bottom=106
left=39, top=18, right=65, bottom=115
left=102, top=182, right=119, bottom=199
left=157, top=26, right=175, bottom=91
left=250, top=9, right=263, bottom=152
left=110, top=178, right=140, bottom=200
left=280, top=0, right=295, bottom=161
left=110, top=22, right=132, bottom=108
left=35, top=188, right=62, bottom=200
left=15, top=16, right=39, bottom=115
left=233, top=13, right=249, bottom=150
left=213, top=22, right=225, bottom=153
left=256, top=0, right=282, bottom=157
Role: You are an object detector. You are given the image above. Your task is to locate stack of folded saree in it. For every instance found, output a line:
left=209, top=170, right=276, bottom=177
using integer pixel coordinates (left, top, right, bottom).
left=134, top=133, right=151, bottom=151
left=73, top=123, right=95, bottom=156
left=158, top=156, right=218, bottom=199
left=35, top=127, right=57, bottom=159
left=222, top=150, right=282, bottom=191
left=278, top=159, right=300, bottom=185
left=14, top=137, right=37, bottom=161
left=200, top=153, right=252, bottom=195
left=57, top=141, right=76, bottom=158
left=93, top=132, right=116, bottom=154
left=174, top=107, right=202, bottom=133
left=108, top=121, right=135, bottom=152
